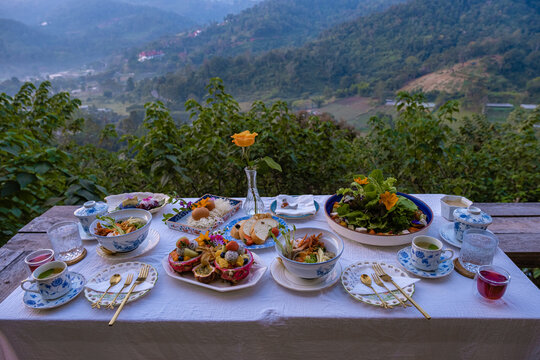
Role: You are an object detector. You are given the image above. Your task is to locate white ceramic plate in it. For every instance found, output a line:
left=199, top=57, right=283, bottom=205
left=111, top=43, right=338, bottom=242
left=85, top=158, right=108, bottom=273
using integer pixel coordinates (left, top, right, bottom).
left=105, top=192, right=170, bottom=214
left=162, top=252, right=267, bottom=292
left=96, top=229, right=160, bottom=260
left=341, top=260, right=415, bottom=307
left=84, top=262, right=158, bottom=307
left=23, top=272, right=86, bottom=309
left=270, top=259, right=341, bottom=292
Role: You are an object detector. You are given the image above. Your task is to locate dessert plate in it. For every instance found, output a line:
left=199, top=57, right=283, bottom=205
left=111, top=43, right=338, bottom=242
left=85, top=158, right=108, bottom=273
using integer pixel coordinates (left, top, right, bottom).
left=270, top=259, right=341, bottom=292
left=397, top=247, right=454, bottom=278
left=105, top=192, right=169, bottom=214
left=96, top=229, right=160, bottom=260
left=23, top=272, right=86, bottom=309
left=162, top=252, right=267, bottom=292
left=222, top=216, right=288, bottom=250
left=341, top=260, right=415, bottom=307
left=270, top=199, right=320, bottom=220
left=84, top=262, right=158, bottom=307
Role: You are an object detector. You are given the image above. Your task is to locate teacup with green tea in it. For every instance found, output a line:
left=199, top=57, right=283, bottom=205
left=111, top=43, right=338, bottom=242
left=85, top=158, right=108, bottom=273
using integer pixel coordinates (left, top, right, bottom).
left=20, top=261, right=71, bottom=300
left=411, top=236, right=454, bottom=271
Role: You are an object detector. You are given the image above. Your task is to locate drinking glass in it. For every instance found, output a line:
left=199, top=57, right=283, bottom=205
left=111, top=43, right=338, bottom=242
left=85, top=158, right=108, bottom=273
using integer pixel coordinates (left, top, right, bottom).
left=24, top=249, right=55, bottom=274
left=475, top=265, right=510, bottom=301
left=459, top=229, right=498, bottom=273
left=47, top=221, right=85, bottom=262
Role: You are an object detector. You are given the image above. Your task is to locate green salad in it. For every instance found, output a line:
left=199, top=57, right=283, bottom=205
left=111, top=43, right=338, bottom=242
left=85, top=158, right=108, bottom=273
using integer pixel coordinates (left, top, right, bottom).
left=331, top=170, right=427, bottom=235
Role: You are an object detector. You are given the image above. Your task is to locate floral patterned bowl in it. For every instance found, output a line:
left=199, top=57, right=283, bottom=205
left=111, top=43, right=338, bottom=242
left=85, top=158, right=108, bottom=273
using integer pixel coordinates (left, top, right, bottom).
left=168, top=253, right=202, bottom=273
left=275, top=227, right=344, bottom=279
left=89, top=209, right=152, bottom=253
left=214, top=249, right=255, bottom=283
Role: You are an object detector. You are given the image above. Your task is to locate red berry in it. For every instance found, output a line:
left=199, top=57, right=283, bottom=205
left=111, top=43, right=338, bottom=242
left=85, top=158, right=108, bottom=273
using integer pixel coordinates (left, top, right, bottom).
left=271, top=227, right=280, bottom=237
left=226, top=241, right=239, bottom=252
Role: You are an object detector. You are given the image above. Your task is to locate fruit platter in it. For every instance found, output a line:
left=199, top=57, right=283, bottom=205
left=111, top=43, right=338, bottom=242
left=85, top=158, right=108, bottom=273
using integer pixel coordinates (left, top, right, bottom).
left=162, top=231, right=267, bottom=291
left=324, top=170, right=433, bottom=246
left=165, top=194, right=242, bottom=235
left=105, top=192, right=170, bottom=214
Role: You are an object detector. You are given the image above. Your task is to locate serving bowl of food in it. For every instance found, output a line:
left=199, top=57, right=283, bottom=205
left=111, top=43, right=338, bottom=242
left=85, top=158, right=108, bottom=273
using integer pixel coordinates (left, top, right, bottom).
left=325, top=170, right=433, bottom=247
left=90, top=209, right=152, bottom=253
left=274, top=227, right=344, bottom=279
left=105, top=192, right=169, bottom=214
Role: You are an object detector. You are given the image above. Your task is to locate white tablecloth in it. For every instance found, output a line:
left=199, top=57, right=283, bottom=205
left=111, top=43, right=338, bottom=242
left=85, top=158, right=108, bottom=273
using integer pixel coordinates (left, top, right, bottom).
left=1, top=195, right=539, bottom=360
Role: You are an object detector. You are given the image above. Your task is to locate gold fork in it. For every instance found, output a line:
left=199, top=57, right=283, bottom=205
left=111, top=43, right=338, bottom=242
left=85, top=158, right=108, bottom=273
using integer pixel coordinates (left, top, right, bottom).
left=372, top=272, right=410, bottom=308
left=106, top=273, right=133, bottom=310
left=109, top=265, right=150, bottom=326
left=373, top=263, right=431, bottom=320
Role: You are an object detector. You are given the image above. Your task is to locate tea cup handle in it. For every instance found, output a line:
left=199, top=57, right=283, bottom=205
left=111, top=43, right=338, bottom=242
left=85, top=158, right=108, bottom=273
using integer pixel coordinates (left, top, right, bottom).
left=441, top=249, right=455, bottom=261
left=20, top=279, right=40, bottom=294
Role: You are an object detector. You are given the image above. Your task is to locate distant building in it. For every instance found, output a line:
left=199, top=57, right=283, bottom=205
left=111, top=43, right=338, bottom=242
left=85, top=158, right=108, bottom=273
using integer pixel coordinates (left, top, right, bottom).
left=138, top=50, right=165, bottom=62
left=520, top=104, right=538, bottom=110
left=486, top=103, right=514, bottom=108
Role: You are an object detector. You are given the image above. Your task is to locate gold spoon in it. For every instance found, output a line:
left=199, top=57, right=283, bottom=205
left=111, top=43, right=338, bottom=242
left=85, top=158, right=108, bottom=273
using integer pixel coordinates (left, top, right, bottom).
left=92, top=274, right=121, bottom=309
left=360, top=274, right=392, bottom=309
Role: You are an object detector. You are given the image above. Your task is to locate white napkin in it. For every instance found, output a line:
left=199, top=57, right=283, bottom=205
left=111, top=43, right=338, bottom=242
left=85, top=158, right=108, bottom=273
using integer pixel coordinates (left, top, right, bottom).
left=85, top=271, right=154, bottom=293
left=275, top=195, right=316, bottom=216
left=351, top=276, right=419, bottom=295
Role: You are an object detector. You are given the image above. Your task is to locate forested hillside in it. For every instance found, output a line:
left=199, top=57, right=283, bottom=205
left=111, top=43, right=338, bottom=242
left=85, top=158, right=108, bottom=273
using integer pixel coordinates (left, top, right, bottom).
left=124, top=0, right=407, bottom=74
left=142, top=0, right=539, bottom=105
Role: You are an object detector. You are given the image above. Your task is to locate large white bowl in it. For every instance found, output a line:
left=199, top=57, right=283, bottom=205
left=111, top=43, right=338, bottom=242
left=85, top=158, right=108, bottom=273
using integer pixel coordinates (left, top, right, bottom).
left=324, top=193, right=434, bottom=247
left=90, top=209, right=152, bottom=253
left=275, top=227, right=344, bottom=279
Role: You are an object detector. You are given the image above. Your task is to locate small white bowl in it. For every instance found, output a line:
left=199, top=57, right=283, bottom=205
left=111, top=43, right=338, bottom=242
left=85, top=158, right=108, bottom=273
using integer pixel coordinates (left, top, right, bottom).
left=90, top=209, right=152, bottom=253
left=440, top=195, right=472, bottom=221
left=275, top=227, right=343, bottom=279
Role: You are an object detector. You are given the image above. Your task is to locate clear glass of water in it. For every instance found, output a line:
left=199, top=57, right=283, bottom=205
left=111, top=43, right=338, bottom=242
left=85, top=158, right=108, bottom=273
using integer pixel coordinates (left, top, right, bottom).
left=47, top=221, right=85, bottom=262
left=459, top=229, right=499, bottom=273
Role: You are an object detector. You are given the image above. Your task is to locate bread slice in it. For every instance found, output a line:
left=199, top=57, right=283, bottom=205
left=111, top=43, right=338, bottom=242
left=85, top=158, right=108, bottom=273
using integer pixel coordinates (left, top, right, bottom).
left=230, top=220, right=245, bottom=239
left=239, top=217, right=257, bottom=241
left=250, top=218, right=279, bottom=245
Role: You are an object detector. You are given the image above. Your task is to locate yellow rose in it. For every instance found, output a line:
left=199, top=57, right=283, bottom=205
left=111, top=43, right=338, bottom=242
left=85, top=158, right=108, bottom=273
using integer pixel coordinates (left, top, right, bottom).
left=231, top=130, right=258, bottom=147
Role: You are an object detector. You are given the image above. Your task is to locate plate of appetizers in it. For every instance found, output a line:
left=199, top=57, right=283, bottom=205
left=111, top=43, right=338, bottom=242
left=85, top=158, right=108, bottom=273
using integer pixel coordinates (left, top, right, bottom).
left=223, top=213, right=288, bottom=249
left=162, top=232, right=267, bottom=292
left=165, top=194, right=241, bottom=235
left=105, top=192, right=169, bottom=214
left=325, top=170, right=433, bottom=246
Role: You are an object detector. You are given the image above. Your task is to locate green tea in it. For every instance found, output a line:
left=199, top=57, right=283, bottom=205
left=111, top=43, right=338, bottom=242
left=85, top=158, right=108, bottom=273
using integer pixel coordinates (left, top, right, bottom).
left=37, top=267, right=63, bottom=279
left=415, top=242, right=439, bottom=250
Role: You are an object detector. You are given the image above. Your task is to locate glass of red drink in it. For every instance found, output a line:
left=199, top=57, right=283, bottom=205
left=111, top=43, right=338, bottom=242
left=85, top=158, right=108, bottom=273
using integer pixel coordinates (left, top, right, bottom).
left=475, top=265, right=510, bottom=301
left=24, top=249, right=55, bottom=274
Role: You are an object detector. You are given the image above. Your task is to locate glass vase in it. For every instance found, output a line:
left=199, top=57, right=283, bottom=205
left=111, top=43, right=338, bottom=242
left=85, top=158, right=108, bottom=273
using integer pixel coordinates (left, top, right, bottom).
left=243, top=167, right=264, bottom=215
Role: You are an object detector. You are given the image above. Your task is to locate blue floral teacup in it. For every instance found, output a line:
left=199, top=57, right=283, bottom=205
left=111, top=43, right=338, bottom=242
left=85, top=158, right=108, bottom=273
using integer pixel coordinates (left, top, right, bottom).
left=411, top=236, right=454, bottom=271
left=20, top=261, right=71, bottom=300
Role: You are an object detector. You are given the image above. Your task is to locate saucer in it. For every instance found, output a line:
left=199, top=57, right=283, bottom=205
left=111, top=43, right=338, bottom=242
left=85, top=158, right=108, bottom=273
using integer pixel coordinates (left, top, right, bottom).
left=270, top=260, right=341, bottom=291
left=78, top=222, right=95, bottom=241
left=439, top=223, right=494, bottom=249
left=96, top=229, right=160, bottom=260
left=23, top=272, right=86, bottom=309
left=439, top=223, right=462, bottom=248
left=270, top=199, right=320, bottom=220
left=397, top=247, right=454, bottom=278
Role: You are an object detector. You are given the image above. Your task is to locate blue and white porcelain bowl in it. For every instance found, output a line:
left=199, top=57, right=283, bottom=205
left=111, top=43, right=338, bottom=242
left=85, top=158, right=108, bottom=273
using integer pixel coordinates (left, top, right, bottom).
left=74, top=200, right=109, bottom=236
left=453, top=206, right=492, bottom=242
left=90, top=208, right=152, bottom=253
left=20, top=261, right=71, bottom=300
left=275, top=227, right=343, bottom=279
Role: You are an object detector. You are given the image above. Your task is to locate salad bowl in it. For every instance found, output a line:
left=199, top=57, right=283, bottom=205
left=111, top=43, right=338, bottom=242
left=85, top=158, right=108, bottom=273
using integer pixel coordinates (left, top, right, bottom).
left=89, top=209, right=152, bottom=253
left=325, top=193, right=433, bottom=247
left=275, top=227, right=344, bottom=279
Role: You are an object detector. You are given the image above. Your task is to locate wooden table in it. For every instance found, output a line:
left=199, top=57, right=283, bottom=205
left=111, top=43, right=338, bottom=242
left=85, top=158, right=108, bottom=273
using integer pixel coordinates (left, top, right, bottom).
left=1, top=202, right=539, bottom=303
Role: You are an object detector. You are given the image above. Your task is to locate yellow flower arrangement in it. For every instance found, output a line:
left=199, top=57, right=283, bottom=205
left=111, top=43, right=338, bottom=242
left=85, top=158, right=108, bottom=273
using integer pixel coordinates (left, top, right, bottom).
left=379, top=191, right=398, bottom=211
